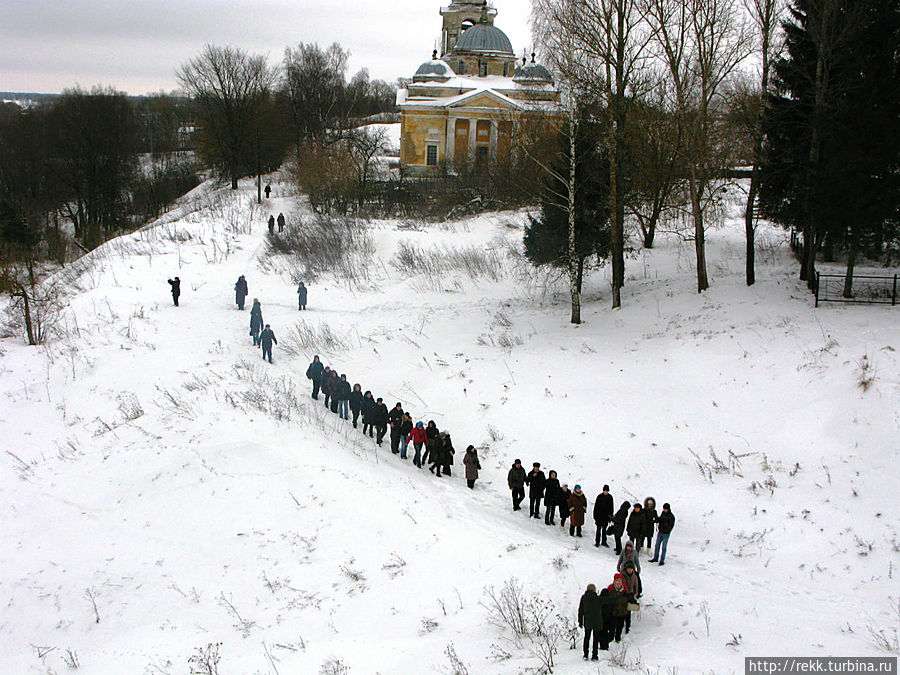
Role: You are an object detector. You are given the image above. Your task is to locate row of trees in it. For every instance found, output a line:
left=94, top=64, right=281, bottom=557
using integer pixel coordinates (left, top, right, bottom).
left=529, top=0, right=898, bottom=323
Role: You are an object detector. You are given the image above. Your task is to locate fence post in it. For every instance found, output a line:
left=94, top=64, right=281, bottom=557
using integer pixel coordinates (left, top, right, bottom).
left=815, top=271, right=820, bottom=307
left=893, top=274, right=897, bottom=306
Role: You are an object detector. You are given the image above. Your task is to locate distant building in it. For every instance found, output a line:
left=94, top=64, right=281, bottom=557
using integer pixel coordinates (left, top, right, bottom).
left=397, top=0, right=561, bottom=176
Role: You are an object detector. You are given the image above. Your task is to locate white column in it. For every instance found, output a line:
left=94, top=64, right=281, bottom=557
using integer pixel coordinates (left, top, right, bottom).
left=489, top=119, right=498, bottom=162
left=467, top=118, right=476, bottom=162
left=446, top=117, right=455, bottom=164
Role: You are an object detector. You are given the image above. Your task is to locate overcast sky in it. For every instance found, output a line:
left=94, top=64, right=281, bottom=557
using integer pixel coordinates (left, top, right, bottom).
left=0, top=0, right=534, bottom=95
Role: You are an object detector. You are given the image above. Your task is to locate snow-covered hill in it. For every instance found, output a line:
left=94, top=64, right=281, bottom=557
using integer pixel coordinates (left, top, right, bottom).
left=1, top=174, right=898, bottom=674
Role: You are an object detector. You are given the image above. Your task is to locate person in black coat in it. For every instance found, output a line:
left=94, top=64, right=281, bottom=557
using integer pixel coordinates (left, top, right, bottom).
left=360, top=391, right=375, bottom=437
left=525, top=463, right=546, bottom=518
left=609, top=501, right=630, bottom=554
left=234, top=275, right=248, bottom=310
left=328, top=371, right=341, bottom=413
left=337, top=374, right=351, bottom=420
left=543, top=470, right=561, bottom=525
left=399, top=412, right=413, bottom=459
left=599, top=587, right=614, bottom=647
left=297, top=282, right=307, bottom=310
left=321, top=366, right=333, bottom=407
left=306, top=355, right=324, bottom=399
left=167, top=277, right=181, bottom=306
left=440, top=433, right=455, bottom=476
left=264, top=184, right=271, bottom=198
left=267, top=215, right=275, bottom=234
left=259, top=324, right=277, bottom=363
left=507, top=459, right=526, bottom=511
left=649, top=503, right=675, bottom=565
left=626, top=503, right=645, bottom=550
left=249, top=299, right=263, bottom=345
left=593, top=485, right=614, bottom=548
left=558, top=484, right=572, bottom=529
left=277, top=212, right=286, bottom=232
left=371, top=397, right=389, bottom=445
left=578, top=584, right=606, bottom=660
left=388, top=403, right=404, bottom=454
left=349, top=384, right=364, bottom=428
left=424, top=420, right=439, bottom=469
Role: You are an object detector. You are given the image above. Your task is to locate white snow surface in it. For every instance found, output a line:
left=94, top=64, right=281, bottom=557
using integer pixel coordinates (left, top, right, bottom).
left=1, top=173, right=898, bottom=674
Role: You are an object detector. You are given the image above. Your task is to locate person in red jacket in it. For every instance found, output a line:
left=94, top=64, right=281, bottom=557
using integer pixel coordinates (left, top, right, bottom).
left=407, top=421, right=428, bottom=467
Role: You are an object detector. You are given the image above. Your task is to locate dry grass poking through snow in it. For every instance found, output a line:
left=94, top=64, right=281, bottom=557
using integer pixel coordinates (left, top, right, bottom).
left=391, top=241, right=504, bottom=291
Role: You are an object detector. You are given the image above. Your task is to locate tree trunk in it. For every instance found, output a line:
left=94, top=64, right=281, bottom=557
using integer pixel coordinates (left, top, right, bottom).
left=842, top=227, right=856, bottom=298
left=231, top=175, right=239, bottom=190
left=745, top=168, right=758, bottom=286
left=576, top=256, right=584, bottom=295
left=20, top=290, right=36, bottom=346
left=689, top=176, right=709, bottom=292
left=568, top=112, right=581, bottom=325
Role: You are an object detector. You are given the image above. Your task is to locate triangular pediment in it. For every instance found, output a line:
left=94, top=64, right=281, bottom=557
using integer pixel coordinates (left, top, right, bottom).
left=449, top=89, right=521, bottom=110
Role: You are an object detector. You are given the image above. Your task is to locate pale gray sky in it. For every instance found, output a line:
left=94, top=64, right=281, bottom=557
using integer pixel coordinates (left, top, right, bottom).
left=0, top=0, right=534, bottom=94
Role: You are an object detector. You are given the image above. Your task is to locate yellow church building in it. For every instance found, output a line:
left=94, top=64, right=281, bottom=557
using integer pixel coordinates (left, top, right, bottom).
left=397, top=0, right=561, bottom=176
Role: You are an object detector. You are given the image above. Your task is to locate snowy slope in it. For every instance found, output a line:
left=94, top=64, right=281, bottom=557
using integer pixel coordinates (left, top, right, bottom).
left=1, top=174, right=898, bottom=674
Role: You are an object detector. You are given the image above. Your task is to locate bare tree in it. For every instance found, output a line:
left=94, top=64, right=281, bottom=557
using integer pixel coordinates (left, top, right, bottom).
left=177, top=45, right=278, bottom=189
left=282, top=43, right=350, bottom=152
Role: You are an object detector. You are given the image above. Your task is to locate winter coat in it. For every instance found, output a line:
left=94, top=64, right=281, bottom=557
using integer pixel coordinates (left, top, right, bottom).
left=250, top=303, right=264, bottom=333
left=349, top=389, right=364, bottom=412
left=337, top=380, right=351, bottom=401
left=621, top=568, right=640, bottom=600
left=558, top=488, right=572, bottom=511
left=361, top=395, right=375, bottom=422
left=297, top=284, right=307, bottom=303
left=407, top=426, right=427, bottom=444
left=325, top=374, right=340, bottom=397
left=657, top=509, right=675, bottom=535
left=235, top=277, right=248, bottom=302
left=578, top=589, right=604, bottom=630
left=441, top=435, right=454, bottom=466
left=626, top=509, right=645, bottom=542
left=610, top=503, right=630, bottom=537
left=259, top=328, right=277, bottom=349
left=525, top=469, right=546, bottom=498
left=593, top=492, right=614, bottom=523
left=277, top=213, right=286, bottom=229
left=388, top=406, right=404, bottom=428
left=306, top=360, right=324, bottom=382
left=568, top=491, right=588, bottom=527
left=543, top=477, right=561, bottom=506
left=425, top=424, right=439, bottom=447
left=606, top=580, right=630, bottom=617
left=463, top=448, right=481, bottom=480
left=617, top=544, right=641, bottom=574
left=168, top=278, right=180, bottom=297
left=507, top=464, right=526, bottom=490
left=642, top=507, right=658, bottom=538
left=400, top=418, right=413, bottom=437
left=370, top=402, right=389, bottom=426
left=267, top=215, right=275, bottom=231
left=599, top=588, right=614, bottom=625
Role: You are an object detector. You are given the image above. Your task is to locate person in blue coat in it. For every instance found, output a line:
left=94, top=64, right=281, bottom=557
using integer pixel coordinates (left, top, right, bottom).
left=249, top=299, right=264, bottom=345
left=259, top=324, right=277, bottom=363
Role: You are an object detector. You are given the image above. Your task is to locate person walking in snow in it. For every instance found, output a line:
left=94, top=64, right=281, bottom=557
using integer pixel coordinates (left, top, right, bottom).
left=371, top=397, right=389, bottom=445
left=328, top=371, right=341, bottom=413
left=423, top=420, right=439, bottom=468
left=388, top=403, right=404, bottom=454
left=507, top=459, right=526, bottom=511
left=617, top=541, right=641, bottom=575
left=463, top=445, right=480, bottom=489
left=568, top=484, right=588, bottom=537
left=578, top=583, right=606, bottom=660
left=641, top=497, right=658, bottom=551
left=267, top=214, right=275, bottom=234
left=558, top=483, right=572, bottom=529
left=607, top=574, right=630, bottom=643
left=626, top=503, right=645, bottom=550
left=649, top=503, right=675, bottom=566
left=249, top=299, right=264, bottom=345
left=259, top=324, right=277, bottom=363
left=306, top=355, right=324, bottom=399
left=621, top=560, right=640, bottom=635
left=349, top=383, right=364, bottom=428
left=361, top=390, right=375, bottom=437
left=167, top=277, right=181, bottom=306
left=428, top=432, right=446, bottom=476
left=544, top=470, right=561, bottom=525
left=321, top=366, right=333, bottom=407
left=337, top=374, right=351, bottom=420
left=277, top=212, right=285, bottom=232
left=439, top=432, right=455, bottom=476
left=297, top=281, right=307, bottom=310
left=525, top=462, right=546, bottom=519
left=264, top=184, right=271, bottom=199
left=593, top=484, right=614, bottom=548
left=408, top=421, right=427, bottom=467
left=610, top=501, right=630, bottom=554
left=399, top=412, right=413, bottom=459
left=234, top=275, right=248, bottom=310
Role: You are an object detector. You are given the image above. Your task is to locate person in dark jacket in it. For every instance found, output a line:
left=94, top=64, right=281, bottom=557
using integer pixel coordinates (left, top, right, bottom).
left=306, top=356, right=324, bottom=399
left=558, top=484, right=572, bottom=529
left=463, top=445, right=480, bottom=488
left=407, top=421, right=427, bottom=466
left=349, top=384, right=364, bottom=428
left=649, top=503, right=675, bottom=565
left=297, top=281, right=307, bottom=310
left=599, top=587, right=614, bottom=646
left=267, top=215, right=275, bottom=234
left=388, top=403, right=404, bottom=454
left=321, top=366, right=333, bottom=407
left=328, top=371, right=341, bottom=413
left=593, top=485, right=614, bottom=548
left=264, top=184, right=271, bottom=198
left=507, top=459, right=526, bottom=511
left=525, top=463, right=546, bottom=518
left=439, top=433, right=454, bottom=476
left=568, top=485, right=588, bottom=537
left=249, top=299, right=263, bottom=345
left=543, top=470, right=561, bottom=525
left=259, top=324, right=277, bottom=362
left=398, top=412, right=413, bottom=459
left=609, top=501, right=630, bottom=554
left=361, top=391, right=375, bottom=437
left=626, top=503, right=645, bottom=549
left=167, top=277, right=181, bottom=306
left=277, top=212, right=286, bottom=232
left=641, top=497, right=658, bottom=550
left=234, top=275, right=248, bottom=310
left=607, top=574, right=630, bottom=643
left=371, top=397, right=389, bottom=445
left=578, top=583, right=606, bottom=660
left=429, top=433, right=445, bottom=476
left=337, top=374, right=351, bottom=420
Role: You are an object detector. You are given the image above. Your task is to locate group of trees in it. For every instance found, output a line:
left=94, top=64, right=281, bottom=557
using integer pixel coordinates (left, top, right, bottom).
left=527, top=0, right=898, bottom=323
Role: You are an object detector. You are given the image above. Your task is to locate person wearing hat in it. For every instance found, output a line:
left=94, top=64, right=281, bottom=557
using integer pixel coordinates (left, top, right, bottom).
left=558, top=483, right=572, bottom=529
left=167, top=276, right=181, bottom=306
left=606, top=574, right=630, bottom=643
left=507, top=459, right=526, bottom=511
left=577, top=583, right=606, bottom=660
left=621, top=560, right=640, bottom=634
left=593, top=485, right=614, bottom=548
left=371, top=397, right=389, bottom=445
left=361, top=390, right=375, bottom=437
left=398, top=412, right=413, bottom=458
left=649, top=503, right=675, bottom=565
left=609, top=501, right=630, bottom=554
left=525, top=462, right=546, bottom=518
left=626, top=502, right=645, bottom=550
left=543, top=470, right=561, bottom=525
left=617, top=540, right=641, bottom=575
left=259, top=324, right=277, bottom=363
left=407, top=421, right=427, bottom=467
left=641, top=497, right=658, bottom=550
left=388, top=403, right=404, bottom=454
left=463, top=445, right=481, bottom=489
left=234, top=275, right=248, bottom=310
left=568, top=484, right=588, bottom=537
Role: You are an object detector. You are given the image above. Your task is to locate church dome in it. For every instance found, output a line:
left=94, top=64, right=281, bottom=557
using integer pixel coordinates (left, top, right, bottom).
left=413, top=52, right=456, bottom=82
left=513, top=55, right=554, bottom=84
left=454, top=23, right=514, bottom=54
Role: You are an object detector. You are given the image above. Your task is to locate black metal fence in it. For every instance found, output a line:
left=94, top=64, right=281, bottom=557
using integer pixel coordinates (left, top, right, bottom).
left=815, top=271, right=898, bottom=307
